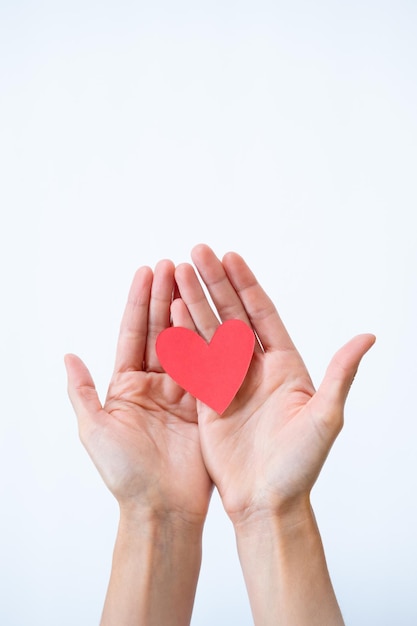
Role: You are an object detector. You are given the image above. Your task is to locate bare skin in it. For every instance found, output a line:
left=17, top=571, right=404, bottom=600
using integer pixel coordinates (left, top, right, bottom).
left=173, top=243, right=375, bottom=625
left=65, top=259, right=212, bottom=626
left=65, top=245, right=375, bottom=625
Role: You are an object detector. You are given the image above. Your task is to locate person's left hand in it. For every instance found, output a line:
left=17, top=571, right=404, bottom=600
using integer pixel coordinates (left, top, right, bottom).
left=172, top=244, right=375, bottom=527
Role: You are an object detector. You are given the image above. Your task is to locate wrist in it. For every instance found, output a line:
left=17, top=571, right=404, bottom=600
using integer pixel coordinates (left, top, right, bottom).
left=118, top=498, right=207, bottom=532
left=232, top=498, right=344, bottom=626
left=231, top=493, right=313, bottom=536
left=117, top=503, right=206, bottom=549
left=101, top=504, right=204, bottom=626
left=233, top=499, right=319, bottom=566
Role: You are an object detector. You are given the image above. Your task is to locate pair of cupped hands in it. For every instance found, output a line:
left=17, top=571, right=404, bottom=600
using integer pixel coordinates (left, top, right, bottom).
left=65, top=244, right=375, bottom=530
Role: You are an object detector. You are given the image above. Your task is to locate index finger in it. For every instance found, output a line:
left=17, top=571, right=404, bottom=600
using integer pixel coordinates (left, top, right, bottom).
left=113, top=266, right=153, bottom=373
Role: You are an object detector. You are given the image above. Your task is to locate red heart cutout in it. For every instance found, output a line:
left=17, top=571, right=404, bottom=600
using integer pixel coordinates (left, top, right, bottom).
left=156, top=319, right=255, bottom=414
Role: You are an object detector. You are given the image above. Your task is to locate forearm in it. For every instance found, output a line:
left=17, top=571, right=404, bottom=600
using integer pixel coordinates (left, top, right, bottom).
left=234, top=500, right=344, bottom=626
left=101, top=507, right=204, bottom=626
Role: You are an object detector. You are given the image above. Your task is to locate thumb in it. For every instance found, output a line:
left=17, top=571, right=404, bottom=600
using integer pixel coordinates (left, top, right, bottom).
left=64, top=353, right=104, bottom=439
left=310, top=333, right=376, bottom=431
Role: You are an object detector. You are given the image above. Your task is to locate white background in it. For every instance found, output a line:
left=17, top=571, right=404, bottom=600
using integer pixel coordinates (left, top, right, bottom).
left=1, top=1, right=416, bottom=624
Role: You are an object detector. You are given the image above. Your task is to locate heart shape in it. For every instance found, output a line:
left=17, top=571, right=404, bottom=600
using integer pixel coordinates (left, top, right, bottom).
left=156, top=319, right=255, bottom=414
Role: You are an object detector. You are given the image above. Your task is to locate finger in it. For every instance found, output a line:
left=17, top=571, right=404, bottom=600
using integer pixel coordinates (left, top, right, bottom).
left=113, top=266, right=153, bottom=373
left=170, top=297, right=197, bottom=330
left=310, top=333, right=376, bottom=432
left=174, top=262, right=220, bottom=342
left=64, top=353, right=105, bottom=441
left=173, top=280, right=181, bottom=301
left=190, top=244, right=253, bottom=326
left=221, top=250, right=296, bottom=352
left=145, top=259, right=175, bottom=371
left=194, top=244, right=295, bottom=353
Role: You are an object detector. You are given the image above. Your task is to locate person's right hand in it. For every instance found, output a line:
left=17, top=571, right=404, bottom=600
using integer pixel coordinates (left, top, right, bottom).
left=65, top=259, right=212, bottom=525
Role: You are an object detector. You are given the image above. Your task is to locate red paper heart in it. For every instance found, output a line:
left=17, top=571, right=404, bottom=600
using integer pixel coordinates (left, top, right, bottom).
left=156, top=319, right=255, bottom=414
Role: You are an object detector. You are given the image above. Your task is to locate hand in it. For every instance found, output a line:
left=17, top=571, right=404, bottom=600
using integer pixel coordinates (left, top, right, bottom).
left=65, top=260, right=213, bottom=625
left=65, top=259, right=212, bottom=524
left=174, top=244, right=375, bottom=525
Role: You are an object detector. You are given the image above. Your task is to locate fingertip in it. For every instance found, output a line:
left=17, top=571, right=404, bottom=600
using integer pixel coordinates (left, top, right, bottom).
left=191, top=242, right=210, bottom=254
left=171, top=298, right=196, bottom=329
left=154, top=258, right=175, bottom=273
left=222, top=250, right=241, bottom=263
left=64, top=355, right=102, bottom=426
left=64, top=354, right=95, bottom=389
left=175, top=262, right=197, bottom=284
left=366, top=332, right=377, bottom=347
left=175, top=261, right=193, bottom=273
left=152, top=259, right=175, bottom=290
left=221, top=250, right=253, bottom=279
left=190, top=243, right=217, bottom=265
left=64, top=353, right=80, bottom=377
left=361, top=333, right=377, bottom=357
left=346, top=333, right=377, bottom=360
left=129, top=265, right=154, bottom=296
left=315, top=332, right=377, bottom=420
left=133, top=265, right=153, bottom=279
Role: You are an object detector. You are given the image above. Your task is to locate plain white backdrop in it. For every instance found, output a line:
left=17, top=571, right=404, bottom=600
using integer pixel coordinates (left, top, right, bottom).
left=1, top=1, right=416, bottom=624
